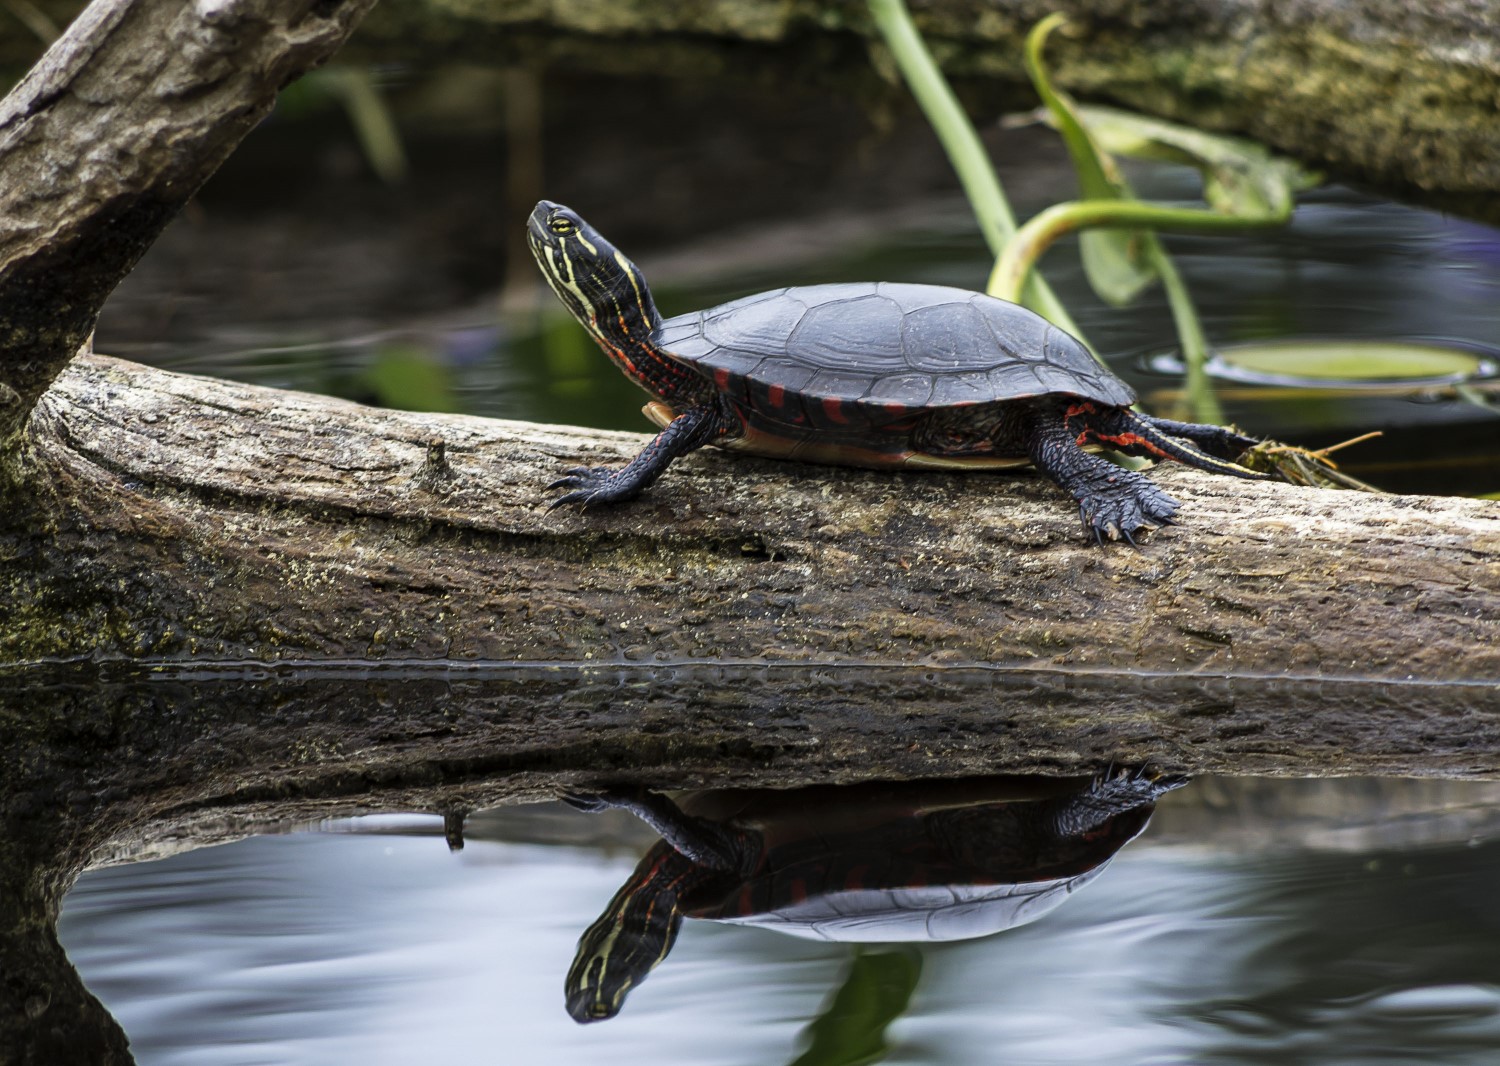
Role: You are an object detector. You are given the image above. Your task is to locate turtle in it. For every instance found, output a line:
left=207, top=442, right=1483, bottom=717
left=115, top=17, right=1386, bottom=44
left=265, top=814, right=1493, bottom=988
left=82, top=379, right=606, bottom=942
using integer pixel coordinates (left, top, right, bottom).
left=561, top=768, right=1185, bottom=1022
left=527, top=200, right=1271, bottom=543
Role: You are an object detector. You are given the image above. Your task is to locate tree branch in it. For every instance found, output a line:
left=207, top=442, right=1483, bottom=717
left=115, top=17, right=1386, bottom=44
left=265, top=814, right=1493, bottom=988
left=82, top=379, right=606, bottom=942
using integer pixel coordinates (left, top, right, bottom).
left=0, top=0, right=377, bottom=447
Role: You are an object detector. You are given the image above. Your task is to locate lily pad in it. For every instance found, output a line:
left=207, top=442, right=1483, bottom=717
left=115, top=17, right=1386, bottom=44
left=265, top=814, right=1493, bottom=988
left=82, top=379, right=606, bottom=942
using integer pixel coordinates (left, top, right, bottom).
left=1148, top=339, right=1500, bottom=389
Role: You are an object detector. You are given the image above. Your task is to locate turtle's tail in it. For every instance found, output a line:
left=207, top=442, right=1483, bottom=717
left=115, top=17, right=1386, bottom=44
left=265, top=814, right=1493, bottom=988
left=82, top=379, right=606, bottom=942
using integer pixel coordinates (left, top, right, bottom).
left=1066, top=403, right=1274, bottom=481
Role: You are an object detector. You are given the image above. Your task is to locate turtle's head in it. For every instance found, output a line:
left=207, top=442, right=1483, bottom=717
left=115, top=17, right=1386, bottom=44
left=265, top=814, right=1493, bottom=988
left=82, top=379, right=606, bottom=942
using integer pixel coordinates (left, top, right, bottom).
left=563, top=840, right=692, bottom=1024
left=527, top=201, right=662, bottom=350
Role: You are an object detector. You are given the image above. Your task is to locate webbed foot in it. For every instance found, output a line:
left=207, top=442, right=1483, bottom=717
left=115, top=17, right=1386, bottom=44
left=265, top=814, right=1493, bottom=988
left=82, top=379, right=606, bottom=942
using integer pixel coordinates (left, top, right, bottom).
left=1074, top=469, right=1180, bottom=545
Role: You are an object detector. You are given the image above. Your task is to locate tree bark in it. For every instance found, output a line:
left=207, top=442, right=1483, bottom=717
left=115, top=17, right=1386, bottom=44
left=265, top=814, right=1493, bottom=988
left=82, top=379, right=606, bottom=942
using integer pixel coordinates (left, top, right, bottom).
left=0, top=0, right=378, bottom=447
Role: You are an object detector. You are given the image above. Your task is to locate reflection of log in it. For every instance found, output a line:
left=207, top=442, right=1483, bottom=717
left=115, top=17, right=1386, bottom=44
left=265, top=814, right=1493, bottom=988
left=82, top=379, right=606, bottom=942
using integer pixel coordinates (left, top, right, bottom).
left=10, top=352, right=1500, bottom=681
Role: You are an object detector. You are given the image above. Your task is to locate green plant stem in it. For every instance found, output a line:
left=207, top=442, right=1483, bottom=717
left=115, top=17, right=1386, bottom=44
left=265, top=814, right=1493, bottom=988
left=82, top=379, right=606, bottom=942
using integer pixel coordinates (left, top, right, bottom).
left=866, top=0, right=1084, bottom=340
left=1150, top=246, right=1223, bottom=423
left=988, top=200, right=1281, bottom=304
left=321, top=68, right=409, bottom=185
left=989, top=199, right=1286, bottom=421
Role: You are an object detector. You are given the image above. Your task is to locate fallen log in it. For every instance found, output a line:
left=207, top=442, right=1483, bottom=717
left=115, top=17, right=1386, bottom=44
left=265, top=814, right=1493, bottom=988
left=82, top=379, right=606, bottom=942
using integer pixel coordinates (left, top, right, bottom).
left=8, top=351, right=1498, bottom=682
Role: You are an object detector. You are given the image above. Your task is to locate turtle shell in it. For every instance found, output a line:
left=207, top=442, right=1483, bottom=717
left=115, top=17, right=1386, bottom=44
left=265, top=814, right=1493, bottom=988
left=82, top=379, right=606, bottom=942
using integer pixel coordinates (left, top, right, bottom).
left=676, top=777, right=1154, bottom=943
left=703, top=870, right=1108, bottom=943
left=655, top=282, right=1135, bottom=410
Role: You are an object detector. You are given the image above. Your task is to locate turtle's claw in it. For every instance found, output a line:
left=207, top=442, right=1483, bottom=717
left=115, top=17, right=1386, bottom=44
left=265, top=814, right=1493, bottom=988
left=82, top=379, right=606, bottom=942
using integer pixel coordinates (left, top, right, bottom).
left=548, top=465, right=612, bottom=491
left=546, top=490, right=591, bottom=511
left=546, top=466, right=631, bottom=510
left=561, top=791, right=610, bottom=812
left=1076, top=479, right=1180, bottom=545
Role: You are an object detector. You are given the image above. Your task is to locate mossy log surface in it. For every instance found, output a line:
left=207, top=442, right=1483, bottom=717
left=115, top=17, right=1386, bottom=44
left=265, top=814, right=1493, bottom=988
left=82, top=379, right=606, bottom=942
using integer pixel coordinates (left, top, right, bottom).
left=7, top=352, right=1497, bottom=679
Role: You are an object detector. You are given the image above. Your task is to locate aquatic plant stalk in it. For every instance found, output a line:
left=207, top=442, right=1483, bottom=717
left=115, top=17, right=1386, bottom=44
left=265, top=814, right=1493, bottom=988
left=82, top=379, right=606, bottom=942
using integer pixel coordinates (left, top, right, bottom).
left=988, top=197, right=1285, bottom=420
left=865, top=0, right=1085, bottom=342
left=318, top=67, right=409, bottom=185
left=987, top=199, right=1281, bottom=304
left=1150, top=246, right=1223, bottom=423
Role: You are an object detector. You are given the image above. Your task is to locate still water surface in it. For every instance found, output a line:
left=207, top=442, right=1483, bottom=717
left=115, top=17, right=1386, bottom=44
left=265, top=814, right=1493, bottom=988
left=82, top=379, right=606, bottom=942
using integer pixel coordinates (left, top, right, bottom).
left=54, top=86, right=1500, bottom=1063
left=60, top=780, right=1500, bottom=1065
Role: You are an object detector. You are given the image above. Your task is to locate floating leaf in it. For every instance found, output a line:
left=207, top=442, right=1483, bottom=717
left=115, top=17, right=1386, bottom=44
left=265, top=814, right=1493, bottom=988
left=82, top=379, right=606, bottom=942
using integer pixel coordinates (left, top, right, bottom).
left=1209, top=340, right=1498, bottom=387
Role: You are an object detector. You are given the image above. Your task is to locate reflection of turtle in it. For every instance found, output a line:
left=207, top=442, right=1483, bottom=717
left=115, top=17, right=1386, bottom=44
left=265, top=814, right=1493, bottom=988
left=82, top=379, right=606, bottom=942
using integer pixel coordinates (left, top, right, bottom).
left=527, top=200, right=1267, bottom=542
left=563, top=769, right=1185, bottom=1022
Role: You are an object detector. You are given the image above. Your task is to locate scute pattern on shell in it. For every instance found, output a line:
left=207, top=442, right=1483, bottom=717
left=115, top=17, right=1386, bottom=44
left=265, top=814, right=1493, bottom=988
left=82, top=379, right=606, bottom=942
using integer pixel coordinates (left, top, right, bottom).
left=656, top=282, right=1136, bottom=409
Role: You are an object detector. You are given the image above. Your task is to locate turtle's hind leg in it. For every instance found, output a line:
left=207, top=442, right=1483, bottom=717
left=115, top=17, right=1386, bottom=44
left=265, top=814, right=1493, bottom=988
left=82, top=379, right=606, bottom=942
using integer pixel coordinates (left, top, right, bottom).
left=1136, top=415, right=1259, bottom=461
left=1068, top=404, right=1272, bottom=481
left=1023, top=408, right=1180, bottom=543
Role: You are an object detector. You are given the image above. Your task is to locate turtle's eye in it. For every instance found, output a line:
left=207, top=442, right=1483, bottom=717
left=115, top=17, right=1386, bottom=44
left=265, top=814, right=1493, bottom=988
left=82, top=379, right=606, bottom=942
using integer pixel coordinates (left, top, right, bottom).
left=549, top=215, right=577, bottom=236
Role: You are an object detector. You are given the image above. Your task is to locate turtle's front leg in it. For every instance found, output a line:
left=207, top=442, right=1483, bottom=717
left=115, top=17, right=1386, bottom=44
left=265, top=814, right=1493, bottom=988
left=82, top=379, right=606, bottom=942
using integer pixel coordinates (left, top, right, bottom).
left=563, top=787, right=752, bottom=872
left=548, top=404, right=722, bottom=509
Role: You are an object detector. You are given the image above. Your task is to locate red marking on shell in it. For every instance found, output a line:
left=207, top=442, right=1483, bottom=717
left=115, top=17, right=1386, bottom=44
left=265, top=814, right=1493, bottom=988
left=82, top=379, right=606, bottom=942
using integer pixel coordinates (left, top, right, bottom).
left=821, top=397, right=849, bottom=425
left=714, top=367, right=731, bottom=390
left=768, top=383, right=785, bottom=408
left=883, top=402, right=908, bottom=416
left=788, top=879, right=809, bottom=904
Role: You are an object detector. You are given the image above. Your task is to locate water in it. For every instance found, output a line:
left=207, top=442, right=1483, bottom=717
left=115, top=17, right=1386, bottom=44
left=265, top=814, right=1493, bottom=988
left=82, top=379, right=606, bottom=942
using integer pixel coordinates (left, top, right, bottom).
left=19, top=52, right=1500, bottom=1066
left=58, top=781, right=1500, bottom=1065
